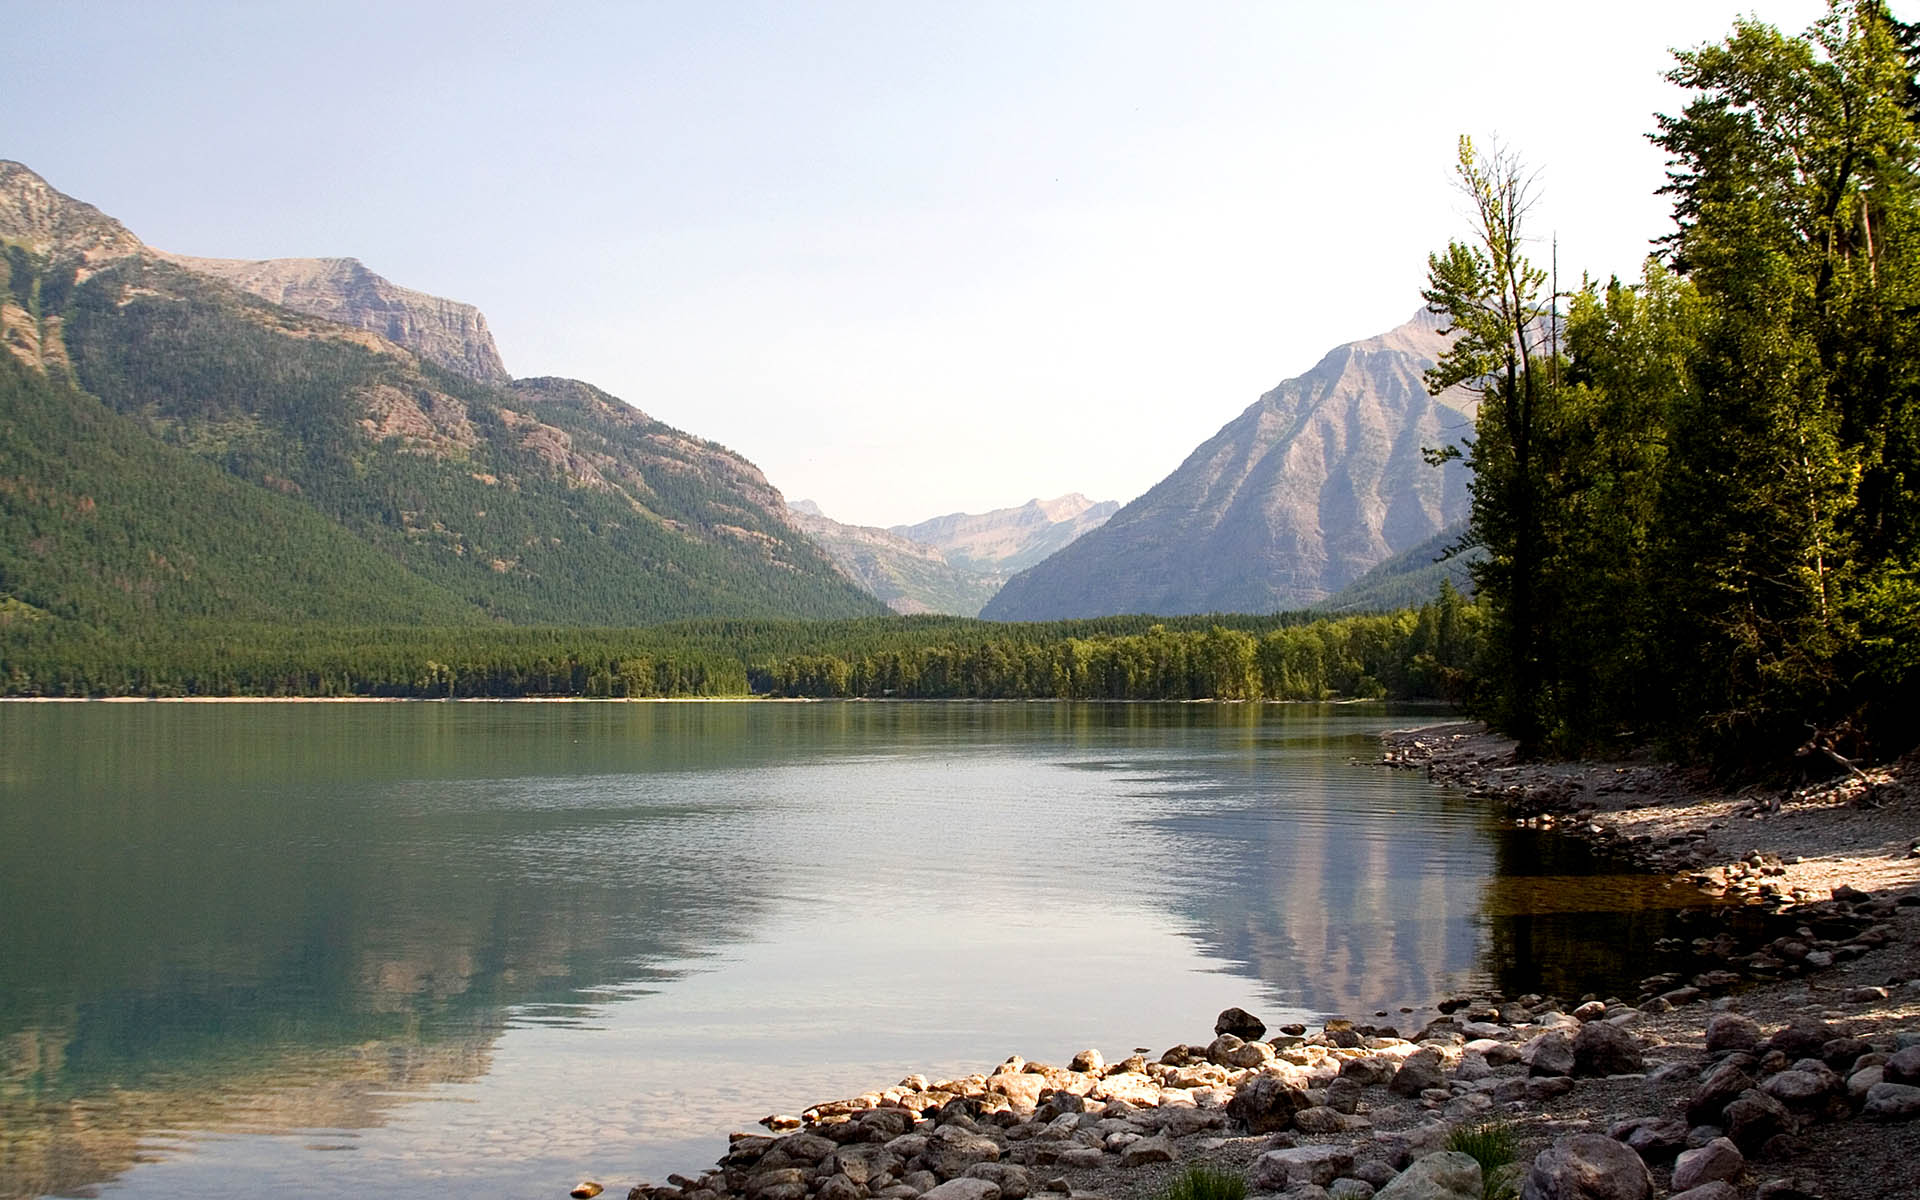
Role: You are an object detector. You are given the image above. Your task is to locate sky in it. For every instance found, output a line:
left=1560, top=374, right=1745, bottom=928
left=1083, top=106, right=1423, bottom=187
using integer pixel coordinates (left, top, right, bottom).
left=4, top=0, right=1843, bottom=527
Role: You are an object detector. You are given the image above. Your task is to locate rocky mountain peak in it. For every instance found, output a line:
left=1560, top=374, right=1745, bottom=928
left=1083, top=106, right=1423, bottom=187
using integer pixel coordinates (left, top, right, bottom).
left=0, top=160, right=145, bottom=265
left=156, top=252, right=511, bottom=383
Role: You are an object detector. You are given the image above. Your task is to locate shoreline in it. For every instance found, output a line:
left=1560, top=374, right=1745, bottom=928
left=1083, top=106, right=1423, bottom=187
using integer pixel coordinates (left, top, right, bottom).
left=600, top=721, right=1920, bottom=1200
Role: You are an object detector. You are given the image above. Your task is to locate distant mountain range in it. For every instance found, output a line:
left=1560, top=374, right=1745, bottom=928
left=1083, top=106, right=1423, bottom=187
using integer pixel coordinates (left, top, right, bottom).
left=0, top=160, right=881, bottom=629
left=983, top=311, right=1475, bottom=620
left=788, top=495, right=1117, bottom=616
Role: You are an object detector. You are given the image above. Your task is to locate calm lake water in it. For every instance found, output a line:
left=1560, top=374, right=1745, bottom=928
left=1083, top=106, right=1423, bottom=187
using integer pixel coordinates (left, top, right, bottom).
left=0, top=701, right=1713, bottom=1200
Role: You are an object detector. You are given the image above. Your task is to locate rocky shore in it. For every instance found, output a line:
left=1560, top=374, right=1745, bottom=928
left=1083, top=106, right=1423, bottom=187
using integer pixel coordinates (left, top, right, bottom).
left=587, top=722, right=1920, bottom=1200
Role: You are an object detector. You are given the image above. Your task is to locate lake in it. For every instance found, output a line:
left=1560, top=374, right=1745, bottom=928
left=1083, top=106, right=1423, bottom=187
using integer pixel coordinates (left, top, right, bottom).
left=0, top=701, right=1712, bottom=1199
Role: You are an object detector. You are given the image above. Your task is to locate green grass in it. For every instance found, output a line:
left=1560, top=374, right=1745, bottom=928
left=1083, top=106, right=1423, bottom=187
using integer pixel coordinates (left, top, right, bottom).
left=1155, top=1166, right=1247, bottom=1200
left=1445, top=1121, right=1519, bottom=1200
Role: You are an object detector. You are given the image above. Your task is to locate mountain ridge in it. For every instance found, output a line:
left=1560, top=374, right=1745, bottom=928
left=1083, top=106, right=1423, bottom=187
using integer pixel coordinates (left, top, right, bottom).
left=982, top=311, right=1474, bottom=620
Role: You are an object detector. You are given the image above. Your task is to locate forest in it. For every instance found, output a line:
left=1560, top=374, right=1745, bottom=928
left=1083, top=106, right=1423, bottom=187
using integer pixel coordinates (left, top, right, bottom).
left=0, top=588, right=1479, bottom=702
left=1425, top=1, right=1920, bottom=767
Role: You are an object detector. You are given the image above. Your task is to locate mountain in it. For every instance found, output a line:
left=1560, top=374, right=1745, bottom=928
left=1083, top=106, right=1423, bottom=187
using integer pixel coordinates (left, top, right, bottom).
left=982, top=312, right=1473, bottom=620
left=892, top=494, right=1121, bottom=574
left=1315, top=521, right=1480, bottom=613
left=789, top=495, right=1119, bottom=616
left=156, top=253, right=511, bottom=383
left=0, top=161, right=882, bottom=628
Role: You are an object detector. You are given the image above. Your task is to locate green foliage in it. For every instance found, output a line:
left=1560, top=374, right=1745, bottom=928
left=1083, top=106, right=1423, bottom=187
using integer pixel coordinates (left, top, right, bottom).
left=1428, top=2, right=1920, bottom=766
left=1446, top=1121, right=1519, bottom=1200
left=1155, top=1166, right=1247, bottom=1200
left=0, top=597, right=1485, bottom=700
left=2, top=245, right=881, bottom=629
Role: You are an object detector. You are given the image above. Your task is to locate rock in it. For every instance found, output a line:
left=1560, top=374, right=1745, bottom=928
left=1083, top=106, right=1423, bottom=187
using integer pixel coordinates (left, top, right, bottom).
left=1671, top=1138, right=1743, bottom=1192
left=1753, top=1177, right=1822, bottom=1200
left=1762, top=1020, right=1835, bottom=1060
left=1519, top=1134, right=1652, bottom=1200
left=1884, top=1045, right=1920, bottom=1085
left=1606, top=1117, right=1686, bottom=1163
left=925, top=1127, right=1001, bottom=1178
left=962, top=1165, right=1030, bottom=1199
left=1374, top=1151, right=1483, bottom=1200
left=1761, top=1066, right=1844, bottom=1116
left=1389, top=1049, right=1447, bottom=1097
left=1704, top=1013, right=1762, bottom=1054
left=571, top=1185, right=605, bottom=1200
left=901, top=1172, right=938, bottom=1193
left=1526, top=1076, right=1574, bottom=1102
left=1120, top=1136, right=1175, bottom=1167
left=1571, top=1000, right=1608, bottom=1022
left=1293, top=1106, right=1352, bottom=1134
left=1216, top=1007, right=1267, bottom=1040
left=1327, top=1076, right=1364, bottom=1114
left=1069, top=1050, right=1105, bottom=1076
left=1089, top=1073, right=1160, bottom=1106
left=1161, top=1106, right=1224, bottom=1138
left=1842, top=985, right=1889, bottom=1003
left=1847, top=1064, right=1884, bottom=1101
left=1221, top=1039, right=1278, bottom=1069
left=921, top=1180, right=1001, bottom=1200
left=1374, top=1123, right=1450, bottom=1171
left=1339, top=1057, right=1397, bottom=1087
left=1522, top=1030, right=1575, bottom=1077
left=1053, top=1148, right=1103, bottom=1169
left=1251, top=1145, right=1355, bottom=1191
left=745, top=1170, right=809, bottom=1200
left=817, top=1177, right=865, bottom=1200
left=1353, top=1161, right=1399, bottom=1189
left=1668, top=1184, right=1741, bottom=1200
left=1864, top=1081, right=1920, bottom=1119
left=1572, top=1021, right=1643, bottom=1076
left=988, top=1075, right=1045, bottom=1112
left=1687, top=1062, right=1757, bottom=1126
left=1228, top=1074, right=1312, bottom=1133
left=1722, top=1090, right=1791, bottom=1155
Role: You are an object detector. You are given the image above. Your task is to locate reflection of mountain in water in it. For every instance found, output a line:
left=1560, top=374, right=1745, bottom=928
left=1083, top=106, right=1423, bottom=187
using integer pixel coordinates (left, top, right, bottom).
left=0, top=703, right=790, bottom=1200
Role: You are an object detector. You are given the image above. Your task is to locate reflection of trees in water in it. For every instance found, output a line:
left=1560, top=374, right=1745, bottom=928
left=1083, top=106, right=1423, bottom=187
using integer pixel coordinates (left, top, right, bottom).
left=1, top=704, right=790, bottom=1200
left=1475, top=828, right=1722, bottom=1002
left=1158, top=778, right=1724, bottom=1018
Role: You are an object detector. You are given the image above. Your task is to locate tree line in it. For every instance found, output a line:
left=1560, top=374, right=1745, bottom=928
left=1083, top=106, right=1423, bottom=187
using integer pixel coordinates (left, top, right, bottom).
left=1427, top=1, right=1920, bottom=765
left=0, top=586, right=1480, bottom=701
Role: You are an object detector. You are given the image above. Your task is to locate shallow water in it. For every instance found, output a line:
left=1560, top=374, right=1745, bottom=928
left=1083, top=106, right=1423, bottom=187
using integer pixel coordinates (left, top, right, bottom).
left=0, top=701, right=1712, bottom=1199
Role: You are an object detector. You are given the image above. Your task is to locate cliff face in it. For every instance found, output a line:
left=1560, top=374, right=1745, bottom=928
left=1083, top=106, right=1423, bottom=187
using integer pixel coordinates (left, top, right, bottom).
left=156, top=253, right=510, bottom=383
left=0, top=161, right=144, bottom=266
left=983, top=312, right=1474, bottom=620
left=892, top=494, right=1121, bottom=575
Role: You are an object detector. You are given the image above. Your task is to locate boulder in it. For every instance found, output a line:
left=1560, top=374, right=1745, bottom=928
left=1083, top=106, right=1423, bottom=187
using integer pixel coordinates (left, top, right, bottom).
left=1722, top=1090, right=1791, bottom=1155
left=924, top=1127, right=1001, bottom=1179
left=1884, top=1045, right=1920, bottom=1085
left=1519, top=1134, right=1651, bottom=1200
left=1251, top=1145, right=1356, bottom=1191
left=1161, top=1105, right=1224, bottom=1138
left=1215, top=1007, right=1267, bottom=1040
left=1762, top=1020, right=1836, bottom=1060
left=1089, top=1073, right=1161, bottom=1106
left=1687, top=1062, right=1757, bottom=1126
left=962, top=1165, right=1030, bottom=1199
left=1389, top=1049, right=1447, bottom=1097
left=1294, top=1106, right=1353, bottom=1134
left=1605, top=1116, right=1686, bottom=1163
left=1340, top=1056, right=1398, bottom=1087
left=987, top=1075, right=1044, bottom=1112
left=1227, top=1073, right=1311, bottom=1133
left=1572, top=1021, right=1643, bottom=1077
left=1761, top=1066, right=1845, bottom=1117
left=1703, top=1013, right=1762, bottom=1055
left=1670, top=1138, right=1743, bottom=1192
left=1068, top=1050, right=1104, bottom=1075
left=921, top=1181, right=1001, bottom=1200
left=1864, top=1081, right=1920, bottom=1119
left=1374, top=1151, right=1483, bottom=1200
left=1522, top=1030, right=1575, bottom=1077
left=816, top=1177, right=864, bottom=1200
left=1120, top=1136, right=1175, bottom=1167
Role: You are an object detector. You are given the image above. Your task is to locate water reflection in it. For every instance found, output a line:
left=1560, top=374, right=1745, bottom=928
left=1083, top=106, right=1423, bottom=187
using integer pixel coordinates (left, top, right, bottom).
left=0, top=702, right=1718, bottom=1200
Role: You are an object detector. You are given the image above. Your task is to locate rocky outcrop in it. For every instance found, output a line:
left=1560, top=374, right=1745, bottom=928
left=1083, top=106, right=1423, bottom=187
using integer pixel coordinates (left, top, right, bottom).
left=891, top=495, right=1119, bottom=577
left=982, top=312, right=1473, bottom=619
left=157, top=253, right=510, bottom=383
left=0, top=160, right=144, bottom=267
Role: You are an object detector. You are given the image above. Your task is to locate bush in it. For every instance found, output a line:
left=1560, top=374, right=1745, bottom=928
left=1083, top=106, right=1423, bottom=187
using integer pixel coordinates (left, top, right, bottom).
left=1156, top=1166, right=1247, bottom=1200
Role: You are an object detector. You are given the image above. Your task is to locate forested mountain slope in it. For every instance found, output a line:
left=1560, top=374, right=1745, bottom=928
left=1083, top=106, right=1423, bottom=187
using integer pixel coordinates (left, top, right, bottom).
left=0, top=161, right=882, bottom=628
left=983, top=312, right=1473, bottom=619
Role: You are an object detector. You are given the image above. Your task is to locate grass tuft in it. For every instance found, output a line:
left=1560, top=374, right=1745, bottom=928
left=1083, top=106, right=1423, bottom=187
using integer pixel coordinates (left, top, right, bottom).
left=1445, top=1121, right=1519, bottom=1200
left=1155, top=1165, right=1248, bottom=1200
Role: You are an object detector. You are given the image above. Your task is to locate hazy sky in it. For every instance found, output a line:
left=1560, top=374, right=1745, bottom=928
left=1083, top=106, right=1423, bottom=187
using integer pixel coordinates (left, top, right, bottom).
left=6, top=0, right=1839, bottom=526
